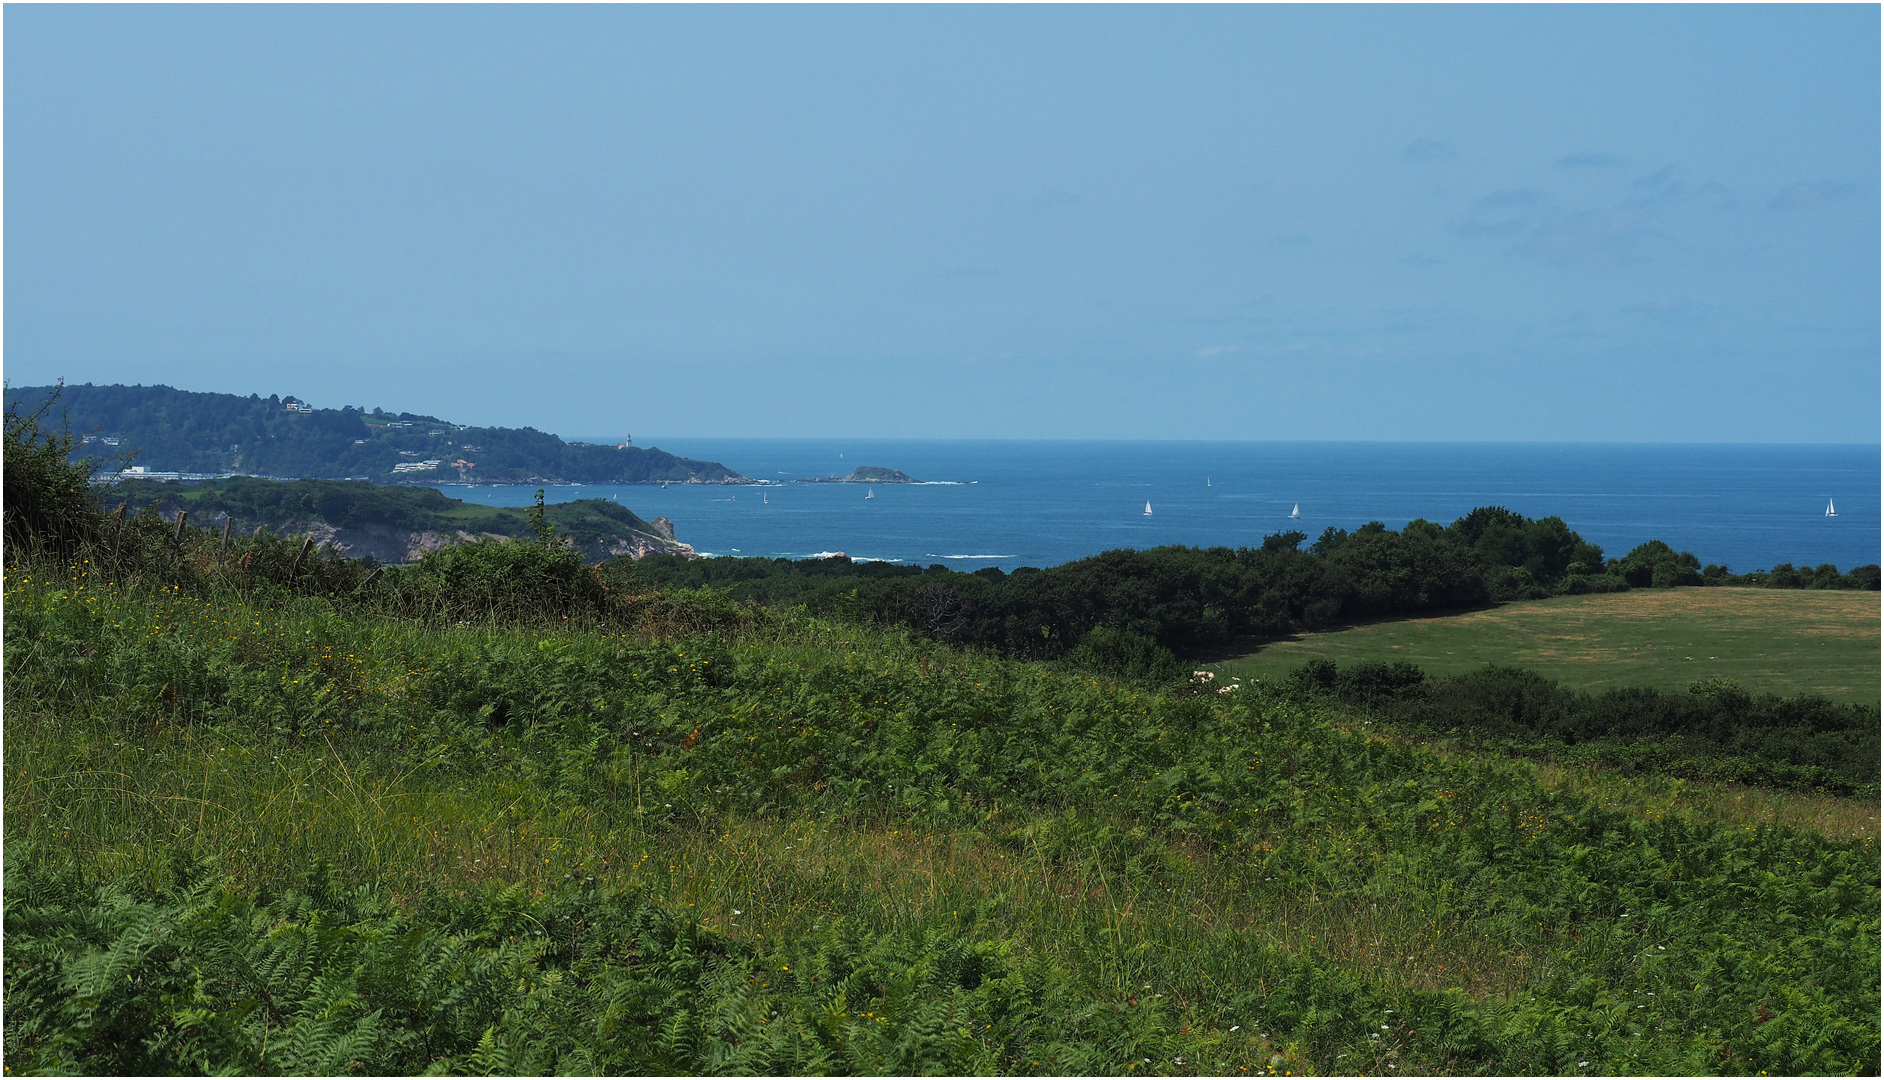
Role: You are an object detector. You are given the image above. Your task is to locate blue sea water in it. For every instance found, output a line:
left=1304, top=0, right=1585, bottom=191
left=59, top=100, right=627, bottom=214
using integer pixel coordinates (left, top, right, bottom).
left=431, top=441, right=1881, bottom=574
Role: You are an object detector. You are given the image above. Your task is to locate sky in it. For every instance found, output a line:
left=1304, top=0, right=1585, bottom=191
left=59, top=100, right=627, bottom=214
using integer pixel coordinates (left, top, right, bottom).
left=6, top=5, right=1878, bottom=442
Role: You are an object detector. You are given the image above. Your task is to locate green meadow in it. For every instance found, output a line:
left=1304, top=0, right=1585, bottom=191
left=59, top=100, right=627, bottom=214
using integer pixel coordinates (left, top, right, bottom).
left=1213, top=588, right=1881, bottom=705
left=6, top=560, right=1879, bottom=1075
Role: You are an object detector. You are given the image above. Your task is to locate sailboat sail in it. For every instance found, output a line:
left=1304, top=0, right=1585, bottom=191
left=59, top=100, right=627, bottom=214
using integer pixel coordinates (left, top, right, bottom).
left=1827, top=499, right=1837, bottom=517
left=1143, top=501, right=1153, bottom=517
left=1289, top=504, right=1300, bottom=519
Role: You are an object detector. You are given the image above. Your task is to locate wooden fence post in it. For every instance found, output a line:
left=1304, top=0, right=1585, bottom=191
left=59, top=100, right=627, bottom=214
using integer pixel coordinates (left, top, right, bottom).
left=219, top=518, right=233, bottom=564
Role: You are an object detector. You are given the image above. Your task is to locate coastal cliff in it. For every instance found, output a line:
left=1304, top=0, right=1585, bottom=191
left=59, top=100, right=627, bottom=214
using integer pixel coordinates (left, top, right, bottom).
left=5, top=382, right=750, bottom=485
left=116, top=478, right=697, bottom=564
left=229, top=515, right=695, bottom=565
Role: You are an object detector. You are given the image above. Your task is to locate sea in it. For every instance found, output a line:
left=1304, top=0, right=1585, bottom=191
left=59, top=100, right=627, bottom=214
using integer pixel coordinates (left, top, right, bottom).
left=428, top=441, right=1882, bottom=574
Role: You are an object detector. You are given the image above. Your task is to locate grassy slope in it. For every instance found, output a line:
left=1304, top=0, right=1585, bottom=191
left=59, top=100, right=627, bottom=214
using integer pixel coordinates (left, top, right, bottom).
left=6, top=563, right=1879, bottom=1075
left=1214, top=588, right=1881, bottom=704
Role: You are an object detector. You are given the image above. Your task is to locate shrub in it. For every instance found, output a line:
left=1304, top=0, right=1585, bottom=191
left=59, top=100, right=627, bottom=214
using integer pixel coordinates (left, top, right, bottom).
left=3, top=383, right=104, bottom=562
left=373, top=537, right=614, bottom=624
left=1060, top=625, right=1187, bottom=689
left=1294, top=659, right=1880, bottom=794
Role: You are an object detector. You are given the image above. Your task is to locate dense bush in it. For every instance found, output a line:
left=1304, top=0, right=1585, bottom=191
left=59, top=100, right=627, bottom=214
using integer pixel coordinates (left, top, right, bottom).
left=1713, top=561, right=1883, bottom=591
left=1296, top=660, right=1881, bottom=795
left=373, top=536, right=611, bottom=624
left=1058, top=625, right=1188, bottom=689
left=1614, top=540, right=1705, bottom=588
left=3, top=383, right=107, bottom=562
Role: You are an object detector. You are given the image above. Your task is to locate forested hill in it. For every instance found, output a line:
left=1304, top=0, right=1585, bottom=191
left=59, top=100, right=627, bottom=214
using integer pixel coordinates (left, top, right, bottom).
left=111, top=476, right=696, bottom=564
left=3, top=383, right=747, bottom=484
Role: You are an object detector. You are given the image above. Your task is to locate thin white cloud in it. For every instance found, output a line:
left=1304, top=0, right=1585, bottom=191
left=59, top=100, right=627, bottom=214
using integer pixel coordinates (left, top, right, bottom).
left=1768, top=180, right=1856, bottom=210
left=1400, top=138, right=1458, bottom=162
left=1518, top=207, right=1659, bottom=266
left=1558, top=152, right=1624, bottom=168
left=1455, top=187, right=1661, bottom=266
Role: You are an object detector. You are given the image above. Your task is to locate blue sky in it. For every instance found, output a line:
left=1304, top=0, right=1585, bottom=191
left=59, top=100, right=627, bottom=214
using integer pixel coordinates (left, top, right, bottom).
left=7, top=5, right=1877, bottom=442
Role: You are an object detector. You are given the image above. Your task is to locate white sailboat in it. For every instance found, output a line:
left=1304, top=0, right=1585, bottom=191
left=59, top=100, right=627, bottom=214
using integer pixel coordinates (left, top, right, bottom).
left=1826, top=498, right=1838, bottom=517
left=763, top=492, right=768, bottom=505
left=1289, top=504, right=1300, bottom=519
left=1143, top=500, right=1153, bottom=517
left=1206, top=477, right=1212, bottom=487
left=865, top=489, right=874, bottom=500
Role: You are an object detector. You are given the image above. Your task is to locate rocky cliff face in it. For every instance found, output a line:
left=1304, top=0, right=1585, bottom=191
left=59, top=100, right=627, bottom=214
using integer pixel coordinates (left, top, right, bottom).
left=566, top=517, right=697, bottom=563
left=198, top=512, right=695, bottom=565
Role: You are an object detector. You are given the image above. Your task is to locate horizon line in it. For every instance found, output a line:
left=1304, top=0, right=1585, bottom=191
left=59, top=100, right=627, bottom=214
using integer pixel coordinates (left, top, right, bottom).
left=579, top=435, right=1884, bottom=448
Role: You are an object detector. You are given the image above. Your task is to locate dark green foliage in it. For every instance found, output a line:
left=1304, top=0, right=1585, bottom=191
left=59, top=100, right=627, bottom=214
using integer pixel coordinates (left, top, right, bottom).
left=1, top=851, right=1064, bottom=1075
left=1299, top=660, right=1881, bottom=795
left=1723, top=561, right=1883, bottom=591
left=1294, top=658, right=1428, bottom=702
left=1314, top=520, right=1492, bottom=610
left=639, top=517, right=1515, bottom=663
left=1059, top=626, right=1188, bottom=689
left=844, top=466, right=917, bottom=482
left=1448, top=507, right=1603, bottom=583
left=3, top=383, right=106, bottom=562
left=633, top=510, right=1876, bottom=672
left=371, top=538, right=614, bottom=625
left=0, top=382, right=742, bottom=484
left=118, top=476, right=688, bottom=566
left=1613, top=540, right=1705, bottom=588
left=631, top=552, right=931, bottom=603
left=119, top=475, right=504, bottom=532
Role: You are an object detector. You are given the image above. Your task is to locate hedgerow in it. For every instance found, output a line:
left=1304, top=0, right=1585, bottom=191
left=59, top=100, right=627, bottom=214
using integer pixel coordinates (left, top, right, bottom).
left=1295, top=659, right=1880, bottom=796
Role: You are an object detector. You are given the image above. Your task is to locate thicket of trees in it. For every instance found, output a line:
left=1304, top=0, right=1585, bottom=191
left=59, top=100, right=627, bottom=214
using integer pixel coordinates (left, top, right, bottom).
left=1, top=383, right=741, bottom=484
left=631, top=507, right=1879, bottom=667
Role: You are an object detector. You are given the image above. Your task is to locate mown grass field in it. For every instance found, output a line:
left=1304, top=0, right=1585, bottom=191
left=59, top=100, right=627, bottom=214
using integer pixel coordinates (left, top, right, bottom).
left=5, top=561, right=1878, bottom=1075
left=1215, top=588, right=1881, bottom=704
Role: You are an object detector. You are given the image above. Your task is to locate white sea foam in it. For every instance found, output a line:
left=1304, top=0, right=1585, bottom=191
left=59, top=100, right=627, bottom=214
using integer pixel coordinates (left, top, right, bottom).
left=801, top=550, right=900, bottom=563
left=928, top=554, right=1014, bottom=560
